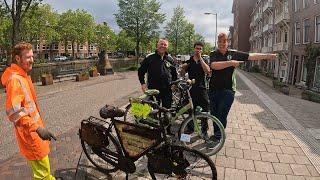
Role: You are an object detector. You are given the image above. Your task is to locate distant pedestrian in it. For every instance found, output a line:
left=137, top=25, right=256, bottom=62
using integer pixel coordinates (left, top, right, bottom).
left=209, top=32, right=277, bottom=143
left=1, top=42, right=57, bottom=180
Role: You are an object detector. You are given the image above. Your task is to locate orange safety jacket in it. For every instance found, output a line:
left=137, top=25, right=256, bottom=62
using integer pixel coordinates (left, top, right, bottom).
left=1, top=64, right=50, bottom=160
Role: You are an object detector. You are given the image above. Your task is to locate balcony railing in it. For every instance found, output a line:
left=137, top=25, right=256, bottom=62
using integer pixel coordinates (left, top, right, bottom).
left=254, top=31, right=262, bottom=37
left=274, top=12, right=289, bottom=25
left=262, top=24, right=273, bottom=32
left=263, top=1, right=273, bottom=12
left=273, top=42, right=288, bottom=51
left=250, top=21, right=255, bottom=28
left=249, top=36, right=254, bottom=41
left=262, top=46, right=272, bottom=53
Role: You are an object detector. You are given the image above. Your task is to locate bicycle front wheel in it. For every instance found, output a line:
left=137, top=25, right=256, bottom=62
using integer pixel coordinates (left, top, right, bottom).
left=178, top=113, right=225, bottom=156
left=148, top=145, right=217, bottom=180
left=81, top=132, right=122, bottom=173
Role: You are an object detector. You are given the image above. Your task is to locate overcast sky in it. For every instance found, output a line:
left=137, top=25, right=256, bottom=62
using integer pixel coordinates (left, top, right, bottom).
left=43, top=0, right=234, bottom=45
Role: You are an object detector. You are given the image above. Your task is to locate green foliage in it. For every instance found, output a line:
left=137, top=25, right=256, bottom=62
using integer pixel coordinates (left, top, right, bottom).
left=305, top=43, right=320, bottom=89
left=301, top=90, right=320, bottom=103
left=250, top=65, right=261, bottom=73
left=115, top=0, right=165, bottom=56
left=95, top=23, right=117, bottom=52
left=116, top=30, right=135, bottom=54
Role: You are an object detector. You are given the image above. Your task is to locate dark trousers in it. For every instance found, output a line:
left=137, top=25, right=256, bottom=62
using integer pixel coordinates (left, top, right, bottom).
left=208, top=89, right=235, bottom=140
left=187, top=87, right=209, bottom=132
left=155, top=88, right=172, bottom=108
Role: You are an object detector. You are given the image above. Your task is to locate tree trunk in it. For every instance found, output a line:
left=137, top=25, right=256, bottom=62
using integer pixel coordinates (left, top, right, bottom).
left=135, top=40, right=140, bottom=65
left=72, top=40, right=75, bottom=59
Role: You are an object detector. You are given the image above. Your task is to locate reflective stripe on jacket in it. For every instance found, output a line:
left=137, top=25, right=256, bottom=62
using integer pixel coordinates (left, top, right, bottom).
left=1, top=64, right=50, bottom=160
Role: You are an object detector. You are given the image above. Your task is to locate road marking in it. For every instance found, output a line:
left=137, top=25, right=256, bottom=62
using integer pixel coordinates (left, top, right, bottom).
left=238, top=70, right=320, bottom=174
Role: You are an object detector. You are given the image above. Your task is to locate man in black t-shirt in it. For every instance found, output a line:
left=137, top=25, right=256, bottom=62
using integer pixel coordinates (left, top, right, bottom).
left=209, top=33, right=277, bottom=142
left=181, top=42, right=211, bottom=140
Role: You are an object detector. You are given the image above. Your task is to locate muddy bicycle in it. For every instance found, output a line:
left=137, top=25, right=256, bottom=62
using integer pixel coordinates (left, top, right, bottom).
left=124, top=79, right=226, bottom=156
left=79, top=103, right=217, bottom=179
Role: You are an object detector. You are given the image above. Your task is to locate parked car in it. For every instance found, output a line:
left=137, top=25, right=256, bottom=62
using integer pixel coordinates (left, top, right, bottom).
left=53, top=56, right=67, bottom=61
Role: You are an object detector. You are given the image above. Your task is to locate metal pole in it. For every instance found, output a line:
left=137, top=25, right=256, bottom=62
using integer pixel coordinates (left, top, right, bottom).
left=215, top=13, right=217, bottom=49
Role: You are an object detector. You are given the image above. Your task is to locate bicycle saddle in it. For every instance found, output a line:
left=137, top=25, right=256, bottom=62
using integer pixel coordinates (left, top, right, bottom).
left=99, top=105, right=125, bottom=119
left=144, top=89, right=160, bottom=96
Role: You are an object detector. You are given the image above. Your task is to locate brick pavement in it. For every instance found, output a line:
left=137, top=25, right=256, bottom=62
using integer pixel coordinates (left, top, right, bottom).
left=76, top=71, right=320, bottom=179
left=1, top=70, right=320, bottom=179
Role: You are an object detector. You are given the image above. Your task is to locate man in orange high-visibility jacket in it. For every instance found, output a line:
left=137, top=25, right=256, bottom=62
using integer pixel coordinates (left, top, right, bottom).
left=1, top=42, right=57, bottom=180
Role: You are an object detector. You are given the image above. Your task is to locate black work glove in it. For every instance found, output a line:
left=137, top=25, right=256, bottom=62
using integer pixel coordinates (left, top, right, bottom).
left=36, top=127, right=57, bottom=141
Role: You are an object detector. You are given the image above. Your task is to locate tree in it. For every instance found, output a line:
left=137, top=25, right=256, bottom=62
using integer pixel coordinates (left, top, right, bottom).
left=116, top=30, right=135, bottom=56
left=165, top=5, right=188, bottom=55
left=19, top=4, right=59, bottom=61
left=203, top=42, right=213, bottom=55
left=115, top=0, right=165, bottom=63
left=0, top=4, right=11, bottom=58
left=3, top=0, right=42, bottom=59
left=95, top=23, right=117, bottom=53
left=305, top=43, right=320, bottom=89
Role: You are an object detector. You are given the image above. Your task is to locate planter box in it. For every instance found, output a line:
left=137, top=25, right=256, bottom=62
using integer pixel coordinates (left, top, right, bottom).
left=89, top=69, right=98, bottom=77
left=280, top=86, right=290, bottom=95
left=76, top=74, right=89, bottom=81
left=41, top=74, right=53, bottom=86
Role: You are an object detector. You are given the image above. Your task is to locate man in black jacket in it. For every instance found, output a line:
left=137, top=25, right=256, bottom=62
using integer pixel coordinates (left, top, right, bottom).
left=138, top=38, right=177, bottom=108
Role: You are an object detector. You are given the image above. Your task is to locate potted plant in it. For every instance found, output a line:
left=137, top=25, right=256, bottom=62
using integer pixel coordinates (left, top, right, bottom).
left=89, top=66, right=98, bottom=77
left=76, top=71, right=89, bottom=81
left=41, top=73, right=53, bottom=86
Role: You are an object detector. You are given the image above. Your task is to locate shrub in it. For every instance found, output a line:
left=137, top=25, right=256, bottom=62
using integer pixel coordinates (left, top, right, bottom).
left=301, top=90, right=320, bottom=103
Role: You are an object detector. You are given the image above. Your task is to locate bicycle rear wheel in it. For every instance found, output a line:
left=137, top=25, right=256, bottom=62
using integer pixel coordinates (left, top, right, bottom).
left=81, top=132, right=122, bottom=173
left=178, top=113, right=225, bottom=156
left=148, top=145, right=217, bottom=180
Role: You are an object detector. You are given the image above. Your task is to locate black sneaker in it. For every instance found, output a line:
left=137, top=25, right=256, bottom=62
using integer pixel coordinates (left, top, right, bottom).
left=201, top=132, right=210, bottom=142
left=184, top=128, right=194, bottom=134
left=206, top=136, right=220, bottom=149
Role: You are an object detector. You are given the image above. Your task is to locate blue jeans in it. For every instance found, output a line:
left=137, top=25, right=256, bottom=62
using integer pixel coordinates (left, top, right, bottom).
left=208, top=89, right=235, bottom=140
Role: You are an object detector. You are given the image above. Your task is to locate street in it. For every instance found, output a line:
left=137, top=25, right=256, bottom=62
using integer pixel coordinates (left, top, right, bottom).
left=0, top=71, right=320, bottom=180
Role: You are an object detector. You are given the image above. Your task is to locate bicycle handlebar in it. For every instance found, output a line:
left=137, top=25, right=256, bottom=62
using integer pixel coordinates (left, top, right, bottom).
left=139, top=99, right=170, bottom=113
left=170, top=78, right=195, bottom=86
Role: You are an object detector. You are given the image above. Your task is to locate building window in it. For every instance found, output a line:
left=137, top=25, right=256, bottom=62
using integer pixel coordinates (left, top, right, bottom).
left=79, top=45, right=84, bottom=50
left=316, top=16, right=320, bottom=43
left=303, top=19, right=310, bottom=43
left=295, top=22, right=301, bottom=44
left=67, top=44, right=72, bottom=50
left=301, top=56, right=307, bottom=82
left=54, top=44, right=59, bottom=50
left=314, top=58, right=320, bottom=89
left=303, top=0, right=309, bottom=8
left=284, top=31, right=288, bottom=42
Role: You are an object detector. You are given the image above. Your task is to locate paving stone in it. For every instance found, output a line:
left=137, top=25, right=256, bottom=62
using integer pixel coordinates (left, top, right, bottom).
left=269, top=138, right=284, bottom=146
left=273, top=132, right=289, bottom=140
left=283, top=139, right=300, bottom=148
left=224, top=168, right=246, bottom=180
left=290, top=164, right=311, bottom=176
left=246, top=171, right=267, bottom=180
left=277, top=154, right=296, bottom=164
left=246, top=130, right=261, bottom=136
left=224, top=139, right=235, bottom=148
left=216, top=156, right=236, bottom=168
left=272, top=163, right=294, bottom=175
left=261, top=152, right=279, bottom=162
left=232, top=128, right=247, bottom=135
left=235, top=159, right=255, bottom=171
left=234, top=140, right=250, bottom=150
left=238, top=124, right=252, bottom=130
left=250, top=142, right=267, bottom=152
left=305, top=177, right=320, bottom=180
left=306, top=165, right=320, bottom=176
left=280, top=146, right=298, bottom=155
left=292, top=155, right=312, bottom=165
left=240, top=135, right=256, bottom=142
left=265, top=144, right=282, bottom=153
left=217, top=146, right=226, bottom=156
left=266, top=173, right=287, bottom=180
left=286, top=175, right=306, bottom=180
left=216, top=166, right=225, bottom=180
left=228, top=134, right=241, bottom=141
left=254, top=160, right=274, bottom=173
left=250, top=125, right=265, bottom=132
left=294, top=148, right=306, bottom=156
left=226, top=148, right=244, bottom=158
left=260, top=131, right=275, bottom=138
left=255, top=137, right=271, bottom=145
left=243, top=149, right=261, bottom=160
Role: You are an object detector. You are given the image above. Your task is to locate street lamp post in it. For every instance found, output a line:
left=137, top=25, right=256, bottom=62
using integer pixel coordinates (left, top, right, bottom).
left=204, top=12, right=218, bottom=49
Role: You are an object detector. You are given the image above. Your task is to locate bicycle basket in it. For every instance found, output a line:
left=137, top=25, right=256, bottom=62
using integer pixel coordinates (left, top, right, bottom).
left=113, top=119, right=161, bottom=159
left=80, top=116, right=109, bottom=148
